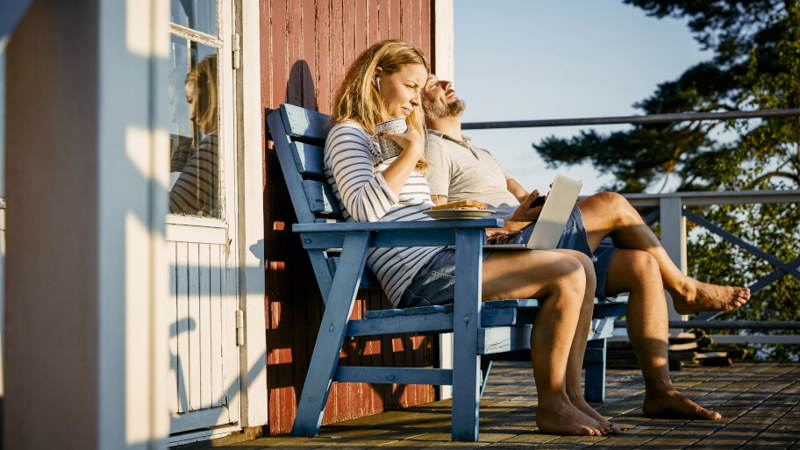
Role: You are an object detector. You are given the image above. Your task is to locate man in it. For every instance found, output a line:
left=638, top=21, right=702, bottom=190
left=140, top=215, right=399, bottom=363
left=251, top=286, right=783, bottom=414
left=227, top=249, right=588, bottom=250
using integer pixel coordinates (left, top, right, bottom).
left=421, top=74, right=751, bottom=423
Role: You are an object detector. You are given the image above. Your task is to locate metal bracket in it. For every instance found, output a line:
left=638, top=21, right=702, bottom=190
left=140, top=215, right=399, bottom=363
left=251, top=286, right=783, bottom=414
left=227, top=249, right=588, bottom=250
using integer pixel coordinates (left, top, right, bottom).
left=236, top=310, right=244, bottom=346
left=232, top=33, right=241, bottom=69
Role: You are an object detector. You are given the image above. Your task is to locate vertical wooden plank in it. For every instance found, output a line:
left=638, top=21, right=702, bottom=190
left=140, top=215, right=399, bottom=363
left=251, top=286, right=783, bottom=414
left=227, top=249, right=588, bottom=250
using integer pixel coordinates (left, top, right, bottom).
left=390, top=0, right=401, bottom=39
left=368, top=290, right=385, bottom=414
left=260, top=0, right=272, bottom=115
left=354, top=0, right=367, bottom=58
left=188, top=242, right=201, bottom=411
left=168, top=242, right=179, bottom=415
left=367, top=0, right=378, bottom=48
left=411, top=0, right=420, bottom=48
left=331, top=0, right=345, bottom=103
left=176, top=242, right=190, bottom=413
left=347, top=299, right=363, bottom=420
left=316, top=0, right=332, bottom=114
left=225, top=251, right=240, bottom=422
left=393, top=335, right=406, bottom=408
left=402, top=0, right=413, bottom=43
left=404, top=332, right=416, bottom=408
left=272, top=0, right=288, bottom=109
left=414, top=334, right=424, bottom=407
left=302, top=0, right=317, bottom=109
left=287, top=0, right=303, bottom=105
left=420, top=0, right=431, bottom=62
left=343, top=0, right=355, bottom=69
left=199, top=243, right=212, bottom=409
left=378, top=0, right=390, bottom=41
left=210, top=244, right=223, bottom=407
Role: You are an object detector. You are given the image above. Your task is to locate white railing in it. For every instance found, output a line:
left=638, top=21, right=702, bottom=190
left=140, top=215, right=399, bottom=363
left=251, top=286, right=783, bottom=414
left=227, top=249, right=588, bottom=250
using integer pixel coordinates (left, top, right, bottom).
left=612, top=190, right=800, bottom=345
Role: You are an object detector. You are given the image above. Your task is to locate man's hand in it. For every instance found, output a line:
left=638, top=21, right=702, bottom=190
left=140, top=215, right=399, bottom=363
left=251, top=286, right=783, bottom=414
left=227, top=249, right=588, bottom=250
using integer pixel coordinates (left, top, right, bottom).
left=486, top=229, right=521, bottom=245
left=510, top=189, right=545, bottom=224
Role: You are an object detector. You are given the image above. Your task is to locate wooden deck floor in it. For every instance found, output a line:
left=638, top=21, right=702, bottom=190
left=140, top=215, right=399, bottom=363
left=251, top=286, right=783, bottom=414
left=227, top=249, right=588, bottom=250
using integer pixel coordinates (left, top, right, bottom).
left=190, top=361, right=800, bottom=449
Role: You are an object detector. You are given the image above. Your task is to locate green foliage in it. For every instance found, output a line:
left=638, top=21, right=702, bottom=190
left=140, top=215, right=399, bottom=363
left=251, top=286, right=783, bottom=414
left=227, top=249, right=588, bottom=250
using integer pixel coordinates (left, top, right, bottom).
left=535, top=1, right=800, bottom=359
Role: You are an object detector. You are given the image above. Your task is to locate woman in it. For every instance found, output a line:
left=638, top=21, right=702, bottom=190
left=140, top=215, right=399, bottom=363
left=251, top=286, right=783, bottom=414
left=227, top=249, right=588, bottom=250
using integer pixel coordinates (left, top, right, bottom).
left=324, top=40, right=617, bottom=436
left=170, top=55, right=219, bottom=217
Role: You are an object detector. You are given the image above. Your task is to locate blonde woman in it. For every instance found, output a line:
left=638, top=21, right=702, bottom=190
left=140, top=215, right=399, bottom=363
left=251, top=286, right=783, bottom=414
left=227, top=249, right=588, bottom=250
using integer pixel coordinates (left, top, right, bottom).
left=324, top=40, right=616, bottom=436
left=170, top=55, right=219, bottom=216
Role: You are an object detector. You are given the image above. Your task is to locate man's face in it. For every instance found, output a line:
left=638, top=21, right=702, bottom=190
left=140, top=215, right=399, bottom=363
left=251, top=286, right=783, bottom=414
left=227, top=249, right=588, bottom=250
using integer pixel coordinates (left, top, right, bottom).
left=422, top=74, right=466, bottom=120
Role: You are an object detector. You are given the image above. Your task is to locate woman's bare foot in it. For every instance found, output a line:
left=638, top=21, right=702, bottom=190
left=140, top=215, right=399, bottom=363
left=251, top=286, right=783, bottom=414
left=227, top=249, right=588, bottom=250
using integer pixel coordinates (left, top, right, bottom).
left=570, top=396, right=626, bottom=434
left=536, top=398, right=611, bottom=436
left=669, top=279, right=750, bottom=315
left=643, top=388, right=721, bottom=420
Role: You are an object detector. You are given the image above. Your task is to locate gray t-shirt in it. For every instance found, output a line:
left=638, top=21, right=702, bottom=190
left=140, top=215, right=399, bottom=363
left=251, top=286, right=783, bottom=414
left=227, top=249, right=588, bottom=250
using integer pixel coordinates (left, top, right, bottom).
left=425, top=130, right=521, bottom=219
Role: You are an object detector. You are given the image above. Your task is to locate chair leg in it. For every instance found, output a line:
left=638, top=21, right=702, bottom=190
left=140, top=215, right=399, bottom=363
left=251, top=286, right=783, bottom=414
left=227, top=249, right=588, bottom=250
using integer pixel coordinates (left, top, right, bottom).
left=451, top=229, right=484, bottom=442
left=480, top=360, right=493, bottom=398
left=584, top=339, right=607, bottom=402
left=292, top=232, right=371, bottom=437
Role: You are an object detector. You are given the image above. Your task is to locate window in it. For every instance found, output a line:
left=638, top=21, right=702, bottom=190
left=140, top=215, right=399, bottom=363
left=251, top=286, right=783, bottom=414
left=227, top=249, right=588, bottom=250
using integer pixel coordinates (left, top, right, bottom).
left=167, top=0, right=222, bottom=218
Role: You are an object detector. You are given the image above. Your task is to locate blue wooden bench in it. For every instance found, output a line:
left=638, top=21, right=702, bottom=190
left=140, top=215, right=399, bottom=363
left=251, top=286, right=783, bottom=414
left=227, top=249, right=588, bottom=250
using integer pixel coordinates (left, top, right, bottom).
left=266, top=103, right=628, bottom=442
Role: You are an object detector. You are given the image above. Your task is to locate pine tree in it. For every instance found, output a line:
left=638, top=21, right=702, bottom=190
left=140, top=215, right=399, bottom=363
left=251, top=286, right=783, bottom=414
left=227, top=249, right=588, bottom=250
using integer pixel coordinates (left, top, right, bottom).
left=535, top=0, right=800, bottom=359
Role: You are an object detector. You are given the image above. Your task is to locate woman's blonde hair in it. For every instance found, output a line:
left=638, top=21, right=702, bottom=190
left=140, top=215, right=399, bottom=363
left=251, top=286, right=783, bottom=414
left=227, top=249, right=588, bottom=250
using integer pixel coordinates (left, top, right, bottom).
left=331, top=40, right=429, bottom=172
left=186, top=55, right=218, bottom=135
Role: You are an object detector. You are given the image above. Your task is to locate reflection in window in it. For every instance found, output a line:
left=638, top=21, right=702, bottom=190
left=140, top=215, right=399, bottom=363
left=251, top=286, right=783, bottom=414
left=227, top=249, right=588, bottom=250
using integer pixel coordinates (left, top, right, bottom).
left=170, top=0, right=217, bottom=37
left=168, top=40, right=220, bottom=217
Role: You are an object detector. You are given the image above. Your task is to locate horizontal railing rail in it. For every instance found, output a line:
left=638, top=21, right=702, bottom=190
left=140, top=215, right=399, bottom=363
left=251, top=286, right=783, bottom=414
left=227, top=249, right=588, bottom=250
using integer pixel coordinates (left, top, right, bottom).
left=462, top=108, right=800, bottom=130
left=464, top=109, right=800, bottom=345
left=610, top=190, right=800, bottom=344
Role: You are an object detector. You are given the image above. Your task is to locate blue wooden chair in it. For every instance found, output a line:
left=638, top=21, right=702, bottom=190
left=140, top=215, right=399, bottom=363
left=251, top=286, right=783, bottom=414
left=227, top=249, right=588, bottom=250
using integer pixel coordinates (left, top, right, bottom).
left=267, top=103, right=628, bottom=442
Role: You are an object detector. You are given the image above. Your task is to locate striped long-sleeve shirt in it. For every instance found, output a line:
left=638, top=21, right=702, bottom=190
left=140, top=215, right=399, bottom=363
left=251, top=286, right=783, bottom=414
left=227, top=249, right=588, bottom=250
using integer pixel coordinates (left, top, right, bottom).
left=169, top=131, right=219, bottom=217
left=324, top=121, right=445, bottom=307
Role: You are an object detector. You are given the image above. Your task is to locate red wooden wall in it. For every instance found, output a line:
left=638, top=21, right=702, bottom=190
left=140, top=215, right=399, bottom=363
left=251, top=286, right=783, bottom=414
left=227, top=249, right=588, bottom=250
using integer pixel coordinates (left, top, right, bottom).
left=259, top=0, right=436, bottom=435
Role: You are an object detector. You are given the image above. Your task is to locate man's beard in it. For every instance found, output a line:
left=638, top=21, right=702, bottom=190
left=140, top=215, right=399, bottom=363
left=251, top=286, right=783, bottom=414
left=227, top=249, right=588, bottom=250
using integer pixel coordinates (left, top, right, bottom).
left=423, top=92, right=466, bottom=120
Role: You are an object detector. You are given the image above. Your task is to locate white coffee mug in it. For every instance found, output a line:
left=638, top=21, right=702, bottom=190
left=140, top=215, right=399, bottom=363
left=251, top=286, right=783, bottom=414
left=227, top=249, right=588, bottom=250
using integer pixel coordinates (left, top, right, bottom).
left=370, top=118, right=408, bottom=161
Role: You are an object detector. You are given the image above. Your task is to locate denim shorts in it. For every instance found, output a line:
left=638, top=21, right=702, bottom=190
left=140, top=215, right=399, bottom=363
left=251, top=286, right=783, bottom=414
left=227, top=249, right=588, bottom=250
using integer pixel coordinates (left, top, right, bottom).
left=397, top=205, right=618, bottom=308
left=513, top=205, right=618, bottom=298
left=397, top=248, right=493, bottom=308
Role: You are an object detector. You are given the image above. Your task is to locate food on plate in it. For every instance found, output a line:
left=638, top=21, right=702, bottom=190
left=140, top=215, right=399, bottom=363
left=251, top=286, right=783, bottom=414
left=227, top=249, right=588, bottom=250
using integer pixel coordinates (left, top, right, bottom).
left=430, top=200, right=488, bottom=211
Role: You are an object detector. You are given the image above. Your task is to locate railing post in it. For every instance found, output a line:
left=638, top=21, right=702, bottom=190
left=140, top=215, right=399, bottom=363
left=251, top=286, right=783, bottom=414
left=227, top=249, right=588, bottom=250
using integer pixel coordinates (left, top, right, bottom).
left=659, top=197, right=688, bottom=331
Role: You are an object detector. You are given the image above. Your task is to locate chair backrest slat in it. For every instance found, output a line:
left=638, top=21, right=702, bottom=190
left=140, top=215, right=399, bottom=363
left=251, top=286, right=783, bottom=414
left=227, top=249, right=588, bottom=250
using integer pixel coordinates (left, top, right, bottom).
left=291, top=141, right=325, bottom=177
left=302, top=180, right=341, bottom=215
left=281, top=103, right=330, bottom=141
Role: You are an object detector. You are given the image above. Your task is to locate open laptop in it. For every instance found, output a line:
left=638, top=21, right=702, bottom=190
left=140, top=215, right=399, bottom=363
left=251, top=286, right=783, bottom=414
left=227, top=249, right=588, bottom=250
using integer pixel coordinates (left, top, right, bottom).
left=488, top=174, right=583, bottom=250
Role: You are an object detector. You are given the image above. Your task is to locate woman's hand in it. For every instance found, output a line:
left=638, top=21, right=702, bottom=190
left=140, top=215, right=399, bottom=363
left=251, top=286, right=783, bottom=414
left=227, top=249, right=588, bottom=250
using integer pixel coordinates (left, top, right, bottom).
left=381, top=128, right=423, bottom=158
left=379, top=127, right=425, bottom=196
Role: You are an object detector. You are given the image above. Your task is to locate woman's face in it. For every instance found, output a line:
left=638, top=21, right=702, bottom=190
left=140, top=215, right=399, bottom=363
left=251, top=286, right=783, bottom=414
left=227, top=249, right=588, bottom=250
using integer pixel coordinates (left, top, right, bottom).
left=185, top=82, right=200, bottom=126
left=376, top=63, right=427, bottom=119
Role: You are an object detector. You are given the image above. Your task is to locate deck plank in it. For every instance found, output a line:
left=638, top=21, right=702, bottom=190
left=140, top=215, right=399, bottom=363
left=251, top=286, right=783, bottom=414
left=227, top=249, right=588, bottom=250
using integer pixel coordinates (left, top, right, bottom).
left=185, top=361, right=800, bottom=450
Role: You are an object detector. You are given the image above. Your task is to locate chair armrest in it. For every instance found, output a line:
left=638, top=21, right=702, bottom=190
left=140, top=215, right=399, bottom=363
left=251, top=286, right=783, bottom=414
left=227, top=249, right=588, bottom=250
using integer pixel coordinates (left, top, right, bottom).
left=293, top=218, right=503, bottom=233
left=294, top=219, right=503, bottom=250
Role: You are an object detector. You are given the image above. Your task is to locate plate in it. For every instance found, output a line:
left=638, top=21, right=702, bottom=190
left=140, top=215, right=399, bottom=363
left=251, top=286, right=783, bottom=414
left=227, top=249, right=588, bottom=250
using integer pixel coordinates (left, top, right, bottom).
left=423, top=209, right=496, bottom=220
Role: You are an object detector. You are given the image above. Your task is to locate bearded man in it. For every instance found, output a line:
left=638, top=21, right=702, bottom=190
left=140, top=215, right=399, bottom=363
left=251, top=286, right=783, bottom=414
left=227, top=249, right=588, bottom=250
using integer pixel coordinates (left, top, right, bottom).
left=422, top=74, right=750, bottom=422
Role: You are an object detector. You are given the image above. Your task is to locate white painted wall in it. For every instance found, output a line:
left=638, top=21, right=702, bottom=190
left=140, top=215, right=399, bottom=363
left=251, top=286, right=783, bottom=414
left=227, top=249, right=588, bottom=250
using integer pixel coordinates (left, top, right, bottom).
left=434, top=0, right=455, bottom=401
left=5, top=0, right=171, bottom=447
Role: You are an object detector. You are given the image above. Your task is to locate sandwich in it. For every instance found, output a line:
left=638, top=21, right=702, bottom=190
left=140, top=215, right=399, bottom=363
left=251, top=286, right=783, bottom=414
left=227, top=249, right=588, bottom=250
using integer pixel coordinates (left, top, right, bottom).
left=430, top=200, right=488, bottom=211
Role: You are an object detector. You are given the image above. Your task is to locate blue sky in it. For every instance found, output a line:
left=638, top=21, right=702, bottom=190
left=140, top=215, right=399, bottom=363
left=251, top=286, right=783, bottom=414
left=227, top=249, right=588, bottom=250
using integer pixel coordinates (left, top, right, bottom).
left=453, top=0, right=712, bottom=195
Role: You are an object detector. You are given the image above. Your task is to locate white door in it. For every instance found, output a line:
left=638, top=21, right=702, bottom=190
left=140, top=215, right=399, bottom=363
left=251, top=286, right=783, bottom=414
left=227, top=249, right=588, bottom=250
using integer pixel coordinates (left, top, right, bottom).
left=164, top=0, right=242, bottom=435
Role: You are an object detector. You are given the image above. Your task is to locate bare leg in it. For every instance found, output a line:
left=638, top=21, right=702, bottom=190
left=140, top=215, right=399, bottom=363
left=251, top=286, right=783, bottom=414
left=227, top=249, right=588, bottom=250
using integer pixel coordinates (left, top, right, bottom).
left=605, top=249, right=721, bottom=420
left=550, top=249, right=624, bottom=434
left=483, top=251, right=609, bottom=436
left=577, top=192, right=749, bottom=314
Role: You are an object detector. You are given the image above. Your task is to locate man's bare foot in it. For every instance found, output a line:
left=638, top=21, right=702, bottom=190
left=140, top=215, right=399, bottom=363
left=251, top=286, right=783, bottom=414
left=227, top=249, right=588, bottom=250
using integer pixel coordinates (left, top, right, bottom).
left=643, top=388, right=721, bottom=420
left=570, top=396, right=626, bottom=434
left=536, top=399, right=612, bottom=436
left=669, top=279, right=750, bottom=315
